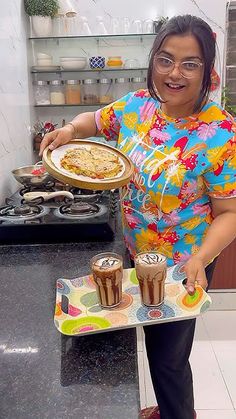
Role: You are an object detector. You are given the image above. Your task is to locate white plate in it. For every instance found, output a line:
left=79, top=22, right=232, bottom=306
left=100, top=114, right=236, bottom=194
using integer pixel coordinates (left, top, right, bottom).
left=32, top=65, right=61, bottom=71
left=51, top=144, right=126, bottom=182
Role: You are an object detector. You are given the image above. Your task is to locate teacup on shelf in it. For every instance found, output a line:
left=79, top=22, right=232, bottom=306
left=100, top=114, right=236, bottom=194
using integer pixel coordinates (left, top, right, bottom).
left=89, top=56, right=105, bottom=69
left=124, top=59, right=140, bottom=69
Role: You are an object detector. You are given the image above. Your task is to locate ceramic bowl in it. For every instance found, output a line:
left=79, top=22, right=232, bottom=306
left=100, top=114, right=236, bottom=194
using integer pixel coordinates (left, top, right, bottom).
left=37, top=58, right=53, bottom=66
left=37, top=53, right=52, bottom=59
left=60, top=57, right=87, bottom=70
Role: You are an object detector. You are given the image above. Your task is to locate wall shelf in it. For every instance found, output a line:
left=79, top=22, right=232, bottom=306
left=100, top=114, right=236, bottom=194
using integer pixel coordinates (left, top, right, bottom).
left=31, top=33, right=151, bottom=120
left=35, top=103, right=110, bottom=108
left=31, top=67, right=148, bottom=74
left=29, top=33, right=156, bottom=41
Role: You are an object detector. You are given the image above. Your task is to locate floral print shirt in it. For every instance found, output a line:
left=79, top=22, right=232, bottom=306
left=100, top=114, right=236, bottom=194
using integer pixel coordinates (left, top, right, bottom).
left=95, top=90, right=236, bottom=266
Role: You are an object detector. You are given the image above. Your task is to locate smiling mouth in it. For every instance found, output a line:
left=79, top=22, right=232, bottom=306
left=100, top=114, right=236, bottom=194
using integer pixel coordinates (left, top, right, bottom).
left=165, top=82, right=185, bottom=91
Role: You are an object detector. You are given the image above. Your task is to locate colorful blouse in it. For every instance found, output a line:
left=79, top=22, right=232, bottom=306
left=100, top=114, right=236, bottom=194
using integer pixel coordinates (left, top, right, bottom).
left=95, top=90, right=236, bottom=266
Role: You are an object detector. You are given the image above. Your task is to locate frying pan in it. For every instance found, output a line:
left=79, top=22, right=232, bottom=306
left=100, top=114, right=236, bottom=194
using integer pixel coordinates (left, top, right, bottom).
left=12, top=162, right=53, bottom=187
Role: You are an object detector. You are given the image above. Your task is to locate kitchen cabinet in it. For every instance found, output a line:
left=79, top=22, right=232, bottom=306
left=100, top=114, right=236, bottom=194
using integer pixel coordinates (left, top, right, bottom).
left=225, top=6, right=236, bottom=108
left=210, top=238, right=236, bottom=289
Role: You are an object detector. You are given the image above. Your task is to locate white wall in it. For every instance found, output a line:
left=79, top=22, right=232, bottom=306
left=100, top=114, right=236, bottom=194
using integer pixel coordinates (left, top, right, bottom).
left=76, top=0, right=227, bottom=95
left=61, top=0, right=226, bottom=62
left=163, top=0, right=227, bottom=95
left=0, top=0, right=34, bottom=202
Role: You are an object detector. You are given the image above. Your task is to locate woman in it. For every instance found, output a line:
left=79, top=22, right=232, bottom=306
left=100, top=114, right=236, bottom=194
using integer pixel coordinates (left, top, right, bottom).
left=40, top=15, right=236, bottom=419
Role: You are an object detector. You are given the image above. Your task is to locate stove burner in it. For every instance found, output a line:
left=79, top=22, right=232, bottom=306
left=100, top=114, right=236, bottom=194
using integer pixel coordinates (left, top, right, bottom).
left=69, top=187, right=104, bottom=204
left=61, top=202, right=100, bottom=216
left=69, top=188, right=102, bottom=196
left=54, top=202, right=107, bottom=220
left=14, top=205, right=34, bottom=215
left=19, top=181, right=55, bottom=196
left=0, top=203, right=49, bottom=222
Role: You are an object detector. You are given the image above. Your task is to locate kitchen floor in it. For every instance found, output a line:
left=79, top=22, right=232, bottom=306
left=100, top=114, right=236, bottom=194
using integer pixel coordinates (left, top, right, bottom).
left=137, top=302, right=236, bottom=418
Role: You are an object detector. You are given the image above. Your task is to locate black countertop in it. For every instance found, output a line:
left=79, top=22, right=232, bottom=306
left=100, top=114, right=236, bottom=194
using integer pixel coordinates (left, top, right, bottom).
left=0, top=240, right=140, bottom=419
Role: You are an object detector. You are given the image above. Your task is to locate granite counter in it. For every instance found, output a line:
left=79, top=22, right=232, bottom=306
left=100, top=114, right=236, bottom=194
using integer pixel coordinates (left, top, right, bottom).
left=0, top=241, right=140, bottom=419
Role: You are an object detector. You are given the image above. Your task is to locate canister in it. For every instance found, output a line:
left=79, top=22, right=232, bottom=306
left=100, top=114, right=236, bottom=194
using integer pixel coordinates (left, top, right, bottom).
left=50, top=80, right=65, bottom=105
left=99, top=78, right=113, bottom=104
left=33, top=80, right=50, bottom=105
left=131, top=76, right=147, bottom=91
left=114, top=77, right=131, bottom=99
left=82, top=79, right=98, bottom=104
left=65, top=80, right=81, bottom=104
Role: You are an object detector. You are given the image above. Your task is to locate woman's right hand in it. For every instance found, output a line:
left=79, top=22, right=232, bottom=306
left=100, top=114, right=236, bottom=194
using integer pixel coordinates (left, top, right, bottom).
left=39, top=124, right=75, bottom=156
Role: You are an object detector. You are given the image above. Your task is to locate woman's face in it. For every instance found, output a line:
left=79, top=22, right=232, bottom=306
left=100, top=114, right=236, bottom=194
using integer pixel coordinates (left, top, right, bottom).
left=153, top=34, right=204, bottom=117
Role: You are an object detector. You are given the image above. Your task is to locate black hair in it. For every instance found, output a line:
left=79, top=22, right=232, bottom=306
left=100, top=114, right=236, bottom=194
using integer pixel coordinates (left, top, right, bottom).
left=147, top=15, right=216, bottom=113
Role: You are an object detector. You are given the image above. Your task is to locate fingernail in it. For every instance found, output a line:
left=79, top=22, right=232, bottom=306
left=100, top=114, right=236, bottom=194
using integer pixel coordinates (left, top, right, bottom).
left=49, top=144, right=54, bottom=150
left=188, top=286, right=195, bottom=293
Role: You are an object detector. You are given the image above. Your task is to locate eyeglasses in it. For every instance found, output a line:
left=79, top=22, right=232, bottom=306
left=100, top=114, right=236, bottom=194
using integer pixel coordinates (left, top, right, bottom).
left=154, top=55, right=203, bottom=79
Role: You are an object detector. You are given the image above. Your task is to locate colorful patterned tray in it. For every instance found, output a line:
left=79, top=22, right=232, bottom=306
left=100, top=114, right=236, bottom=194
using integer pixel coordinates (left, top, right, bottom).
left=54, top=265, right=212, bottom=336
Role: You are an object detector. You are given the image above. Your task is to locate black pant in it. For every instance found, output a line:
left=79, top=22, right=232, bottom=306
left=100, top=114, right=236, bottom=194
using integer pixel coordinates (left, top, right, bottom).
left=143, top=260, right=216, bottom=419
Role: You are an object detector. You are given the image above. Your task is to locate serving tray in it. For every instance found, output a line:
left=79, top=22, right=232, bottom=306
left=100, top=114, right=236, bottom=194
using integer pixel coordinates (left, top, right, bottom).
left=54, top=265, right=212, bottom=336
left=43, top=139, right=134, bottom=190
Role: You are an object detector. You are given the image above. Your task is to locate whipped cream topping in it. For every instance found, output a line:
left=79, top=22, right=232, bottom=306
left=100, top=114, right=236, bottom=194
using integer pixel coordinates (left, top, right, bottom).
left=94, top=257, right=120, bottom=268
left=137, top=253, right=165, bottom=265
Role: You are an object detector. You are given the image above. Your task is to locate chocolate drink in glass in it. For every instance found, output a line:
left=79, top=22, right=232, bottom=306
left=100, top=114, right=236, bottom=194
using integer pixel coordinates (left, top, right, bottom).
left=91, top=252, right=123, bottom=308
left=134, top=252, right=167, bottom=306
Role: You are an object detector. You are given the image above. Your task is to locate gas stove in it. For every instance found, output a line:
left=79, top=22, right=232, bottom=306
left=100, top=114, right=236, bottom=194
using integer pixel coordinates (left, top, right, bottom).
left=0, top=184, right=118, bottom=245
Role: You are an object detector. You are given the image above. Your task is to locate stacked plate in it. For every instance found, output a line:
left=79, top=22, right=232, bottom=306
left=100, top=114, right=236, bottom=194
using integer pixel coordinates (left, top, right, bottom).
left=32, top=52, right=61, bottom=71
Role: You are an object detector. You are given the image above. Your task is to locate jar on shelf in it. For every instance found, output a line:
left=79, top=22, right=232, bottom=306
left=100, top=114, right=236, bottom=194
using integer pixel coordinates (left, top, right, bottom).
left=65, top=11, right=79, bottom=36
left=82, top=79, right=98, bottom=104
left=33, top=80, right=50, bottom=105
left=50, top=80, right=65, bottom=105
left=99, top=78, right=113, bottom=104
left=114, top=77, right=131, bottom=100
left=52, top=14, right=65, bottom=37
left=131, top=76, right=147, bottom=91
left=106, top=56, right=123, bottom=68
left=65, top=80, right=81, bottom=105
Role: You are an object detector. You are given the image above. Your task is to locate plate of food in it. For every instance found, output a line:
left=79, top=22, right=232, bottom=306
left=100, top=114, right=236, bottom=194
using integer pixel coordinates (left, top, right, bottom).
left=42, top=140, right=134, bottom=190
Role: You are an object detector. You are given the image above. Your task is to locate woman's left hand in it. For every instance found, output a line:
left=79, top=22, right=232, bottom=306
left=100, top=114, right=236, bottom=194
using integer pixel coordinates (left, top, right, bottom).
left=183, top=255, right=208, bottom=295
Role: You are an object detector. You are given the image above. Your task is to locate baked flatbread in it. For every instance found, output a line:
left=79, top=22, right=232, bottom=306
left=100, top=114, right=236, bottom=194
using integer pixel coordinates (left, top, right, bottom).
left=90, top=147, right=118, bottom=162
left=60, top=146, right=123, bottom=179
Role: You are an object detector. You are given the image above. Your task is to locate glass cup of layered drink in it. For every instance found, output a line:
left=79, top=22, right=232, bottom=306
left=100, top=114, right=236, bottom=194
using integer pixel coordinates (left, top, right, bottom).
left=134, top=252, right=167, bottom=307
left=91, top=252, right=123, bottom=308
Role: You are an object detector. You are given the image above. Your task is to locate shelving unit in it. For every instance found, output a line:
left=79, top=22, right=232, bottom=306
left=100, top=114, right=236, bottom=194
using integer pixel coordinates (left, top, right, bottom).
left=31, top=67, right=148, bottom=74
left=35, top=103, right=110, bottom=107
left=29, top=33, right=155, bottom=41
left=29, top=33, right=154, bottom=122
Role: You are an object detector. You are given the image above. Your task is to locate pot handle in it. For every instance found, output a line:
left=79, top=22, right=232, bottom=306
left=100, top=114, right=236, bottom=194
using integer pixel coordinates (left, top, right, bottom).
left=23, top=191, right=74, bottom=202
